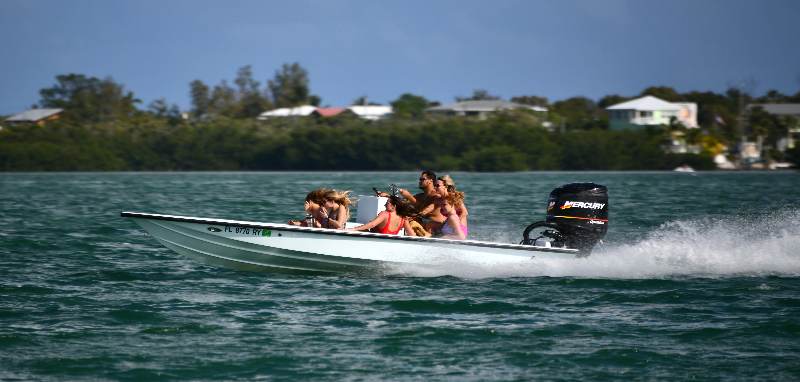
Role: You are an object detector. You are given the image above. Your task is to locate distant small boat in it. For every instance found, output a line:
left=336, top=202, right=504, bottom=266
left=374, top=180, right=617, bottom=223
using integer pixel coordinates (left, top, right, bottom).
left=673, top=164, right=695, bottom=172
left=769, top=162, right=794, bottom=170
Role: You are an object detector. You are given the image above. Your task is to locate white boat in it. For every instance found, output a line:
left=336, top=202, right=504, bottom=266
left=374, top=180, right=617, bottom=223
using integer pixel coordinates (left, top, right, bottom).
left=121, top=211, right=581, bottom=275
left=673, top=164, right=695, bottom=172
left=122, top=182, right=609, bottom=275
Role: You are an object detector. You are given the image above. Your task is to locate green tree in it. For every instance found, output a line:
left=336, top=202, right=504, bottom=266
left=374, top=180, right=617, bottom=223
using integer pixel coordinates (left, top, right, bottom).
left=511, top=95, right=549, bottom=107
left=208, top=81, right=237, bottom=117
left=234, top=65, right=260, bottom=95
left=725, top=86, right=754, bottom=140
left=551, top=97, right=604, bottom=130
left=597, top=94, right=629, bottom=109
left=350, top=96, right=382, bottom=106
left=189, top=80, right=211, bottom=118
left=147, top=98, right=182, bottom=124
left=352, top=96, right=368, bottom=106
left=268, top=62, right=316, bottom=107
left=681, top=91, right=738, bottom=143
left=461, top=145, right=527, bottom=171
left=390, top=93, right=430, bottom=118
left=39, top=73, right=139, bottom=122
left=234, top=65, right=271, bottom=118
left=456, top=89, right=500, bottom=102
left=640, top=86, right=683, bottom=102
left=786, top=145, right=800, bottom=167
left=747, top=107, right=796, bottom=150
left=756, top=89, right=788, bottom=103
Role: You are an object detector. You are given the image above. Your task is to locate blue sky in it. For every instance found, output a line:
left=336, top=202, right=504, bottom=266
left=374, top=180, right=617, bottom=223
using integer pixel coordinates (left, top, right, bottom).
left=1, top=0, right=799, bottom=114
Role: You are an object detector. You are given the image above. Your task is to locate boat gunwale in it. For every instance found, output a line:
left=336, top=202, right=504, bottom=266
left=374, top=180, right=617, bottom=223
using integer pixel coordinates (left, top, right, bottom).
left=121, top=211, right=578, bottom=254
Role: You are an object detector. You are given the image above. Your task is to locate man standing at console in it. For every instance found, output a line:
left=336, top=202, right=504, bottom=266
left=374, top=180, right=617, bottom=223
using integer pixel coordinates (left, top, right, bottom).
left=392, top=170, right=446, bottom=236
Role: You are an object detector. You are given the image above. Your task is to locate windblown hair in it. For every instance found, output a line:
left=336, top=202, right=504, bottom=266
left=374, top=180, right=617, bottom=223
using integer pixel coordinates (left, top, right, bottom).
left=439, top=175, right=465, bottom=207
left=389, top=195, right=420, bottom=219
left=305, top=188, right=330, bottom=204
left=324, top=189, right=353, bottom=207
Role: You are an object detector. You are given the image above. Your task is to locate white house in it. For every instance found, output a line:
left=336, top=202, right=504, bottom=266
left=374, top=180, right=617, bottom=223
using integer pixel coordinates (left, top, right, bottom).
left=606, top=96, right=697, bottom=130
left=5, top=108, right=64, bottom=126
left=346, top=105, right=393, bottom=120
left=427, top=100, right=547, bottom=120
left=257, top=105, right=317, bottom=120
left=257, top=105, right=394, bottom=121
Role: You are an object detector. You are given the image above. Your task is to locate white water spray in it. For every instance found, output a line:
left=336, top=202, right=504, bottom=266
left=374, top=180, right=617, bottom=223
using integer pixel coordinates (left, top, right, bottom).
left=390, top=211, right=800, bottom=279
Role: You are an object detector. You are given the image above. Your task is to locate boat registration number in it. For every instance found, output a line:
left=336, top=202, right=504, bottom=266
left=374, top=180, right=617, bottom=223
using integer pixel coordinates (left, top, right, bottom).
left=224, top=226, right=271, bottom=237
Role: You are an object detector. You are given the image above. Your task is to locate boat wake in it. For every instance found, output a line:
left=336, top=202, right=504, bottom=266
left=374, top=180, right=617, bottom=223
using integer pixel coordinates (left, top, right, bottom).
left=388, top=210, right=800, bottom=279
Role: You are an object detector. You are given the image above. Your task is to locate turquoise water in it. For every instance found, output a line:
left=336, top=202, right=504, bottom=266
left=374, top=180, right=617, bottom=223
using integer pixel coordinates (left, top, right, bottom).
left=1, top=171, right=799, bottom=380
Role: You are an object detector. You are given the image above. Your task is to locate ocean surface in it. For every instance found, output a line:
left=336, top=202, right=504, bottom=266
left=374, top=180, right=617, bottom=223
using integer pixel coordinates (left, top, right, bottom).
left=1, top=171, right=799, bottom=381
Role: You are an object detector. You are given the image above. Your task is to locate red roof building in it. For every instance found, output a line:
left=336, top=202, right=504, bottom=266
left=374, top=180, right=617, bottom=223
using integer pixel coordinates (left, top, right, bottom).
left=312, top=108, right=347, bottom=118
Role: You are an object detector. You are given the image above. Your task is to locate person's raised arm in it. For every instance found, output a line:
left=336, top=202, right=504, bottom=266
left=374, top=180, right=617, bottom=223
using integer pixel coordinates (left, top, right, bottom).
left=399, top=188, right=416, bottom=204
left=326, top=205, right=349, bottom=229
left=349, top=211, right=387, bottom=232
left=313, top=206, right=330, bottom=228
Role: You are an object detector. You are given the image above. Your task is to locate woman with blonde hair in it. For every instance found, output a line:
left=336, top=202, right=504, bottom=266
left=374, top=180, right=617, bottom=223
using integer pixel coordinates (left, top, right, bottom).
left=318, top=189, right=352, bottom=229
left=431, top=179, right=466, bottom=240
left=435, top=175, right=469, bottom=237
left=288, top=188, right=330, bottom=227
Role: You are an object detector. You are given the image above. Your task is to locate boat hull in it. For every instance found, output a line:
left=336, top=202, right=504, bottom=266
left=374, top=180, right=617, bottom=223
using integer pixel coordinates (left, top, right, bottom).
left=122, top=212, right=580, bottom=275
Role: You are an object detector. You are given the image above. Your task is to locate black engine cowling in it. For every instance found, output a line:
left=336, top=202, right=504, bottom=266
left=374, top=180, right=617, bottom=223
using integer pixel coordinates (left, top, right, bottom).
left=522, top=183, right=608, bottom=254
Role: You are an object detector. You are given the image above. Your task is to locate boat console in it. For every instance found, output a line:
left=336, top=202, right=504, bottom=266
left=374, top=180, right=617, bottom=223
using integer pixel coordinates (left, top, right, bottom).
left=355, top=195, right=388, bottom=224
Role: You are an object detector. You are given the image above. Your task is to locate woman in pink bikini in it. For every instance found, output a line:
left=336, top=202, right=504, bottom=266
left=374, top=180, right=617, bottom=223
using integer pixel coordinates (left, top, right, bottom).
left=349, top=196, right=417, bottom=235
left=430, top=179, right=466, bottom=240
left=434, top=176, right=468, bottom=239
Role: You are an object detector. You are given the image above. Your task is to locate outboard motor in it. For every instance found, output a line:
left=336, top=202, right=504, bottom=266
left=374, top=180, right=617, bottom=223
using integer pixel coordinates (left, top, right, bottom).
left=522, top=183, right=608, bottom=255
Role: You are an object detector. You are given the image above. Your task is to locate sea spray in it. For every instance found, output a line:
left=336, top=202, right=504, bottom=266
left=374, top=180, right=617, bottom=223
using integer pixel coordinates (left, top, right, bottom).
left=389, top=210, right=800, bottom=279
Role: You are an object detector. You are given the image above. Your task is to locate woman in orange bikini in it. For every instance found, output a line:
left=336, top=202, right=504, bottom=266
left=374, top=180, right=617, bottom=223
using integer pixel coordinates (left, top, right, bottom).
left=349, top=196, right=417, bottom=235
